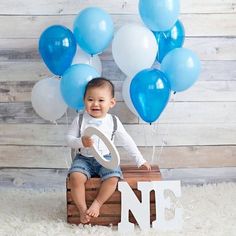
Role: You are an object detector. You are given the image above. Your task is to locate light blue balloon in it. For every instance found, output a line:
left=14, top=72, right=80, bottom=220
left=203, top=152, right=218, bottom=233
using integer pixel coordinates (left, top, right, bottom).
left=139, top=0, right=180, bottom=31
left=161, top=48, right=201, bottom=92
left=153, top=20, right=185, bottom=63
left=73, top=7, right=114, bottom=55
left=60, top=64, right=99, bottom=110
left=130, top=68, right=171, bottom=124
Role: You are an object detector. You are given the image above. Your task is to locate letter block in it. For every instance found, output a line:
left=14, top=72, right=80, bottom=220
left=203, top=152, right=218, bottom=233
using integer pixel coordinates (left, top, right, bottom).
left=66, top=165, right=161, bottom=225
left=118, top=180, right=182, bottom=232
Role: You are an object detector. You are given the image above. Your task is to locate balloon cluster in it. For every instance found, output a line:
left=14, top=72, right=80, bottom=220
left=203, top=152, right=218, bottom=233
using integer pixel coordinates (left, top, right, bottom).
left=32, top=7, right=113, bottom=121
left=32, top=1, right=201, bottom=124
left=118, top=0, right=201, bottom=123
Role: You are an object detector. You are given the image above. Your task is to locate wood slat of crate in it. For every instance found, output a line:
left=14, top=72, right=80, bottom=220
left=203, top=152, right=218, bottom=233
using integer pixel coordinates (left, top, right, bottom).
left=66, top=165, right=161, bottom=226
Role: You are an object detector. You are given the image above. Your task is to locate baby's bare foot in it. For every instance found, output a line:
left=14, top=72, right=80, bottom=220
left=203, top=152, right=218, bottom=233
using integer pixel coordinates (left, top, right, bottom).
left=86, top=199, right=101, bottom=217
left=80, top=211, right=91, bottom=224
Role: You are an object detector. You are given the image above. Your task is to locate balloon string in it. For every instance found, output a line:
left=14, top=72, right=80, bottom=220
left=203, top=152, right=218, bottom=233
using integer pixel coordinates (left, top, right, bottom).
left=143, top=124, right=148, bottom=162
left=89, top=55, right=92, bottom=65
left=151, top=145, right=155, bottom=164
left=51, top=110, right=71, bottom=170
left=65, top=109, right=71, bottom=170
left=153, top=92, right=176, bottom=165
left=151, top=121, right=159, bottom=164
left=49, top=75, right=57, bottom=80
left=65, top=107, right=69, bottom=129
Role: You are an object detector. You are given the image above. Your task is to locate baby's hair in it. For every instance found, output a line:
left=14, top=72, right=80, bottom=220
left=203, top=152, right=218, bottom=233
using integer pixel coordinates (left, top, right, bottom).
left=84, top=77, right=115, bottom=98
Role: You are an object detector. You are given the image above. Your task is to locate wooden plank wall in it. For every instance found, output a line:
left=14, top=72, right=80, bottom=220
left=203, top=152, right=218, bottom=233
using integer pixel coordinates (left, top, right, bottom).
left=0, top=0, right=236, bottom=187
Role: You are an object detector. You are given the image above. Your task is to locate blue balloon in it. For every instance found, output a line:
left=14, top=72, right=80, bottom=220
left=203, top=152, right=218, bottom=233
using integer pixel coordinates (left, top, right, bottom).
left=161, top=48, right=201, bottom=92
left=130, top=69, right=171, bottom=123
left=153, top=20, right=185, bottom=63
left=139, top=0, right=180, bottom=31
left=60, top=64, right=99, bottom=110
left=73, top=7, right=114, bottom=55
left=39, top=25, right=76, bottom=76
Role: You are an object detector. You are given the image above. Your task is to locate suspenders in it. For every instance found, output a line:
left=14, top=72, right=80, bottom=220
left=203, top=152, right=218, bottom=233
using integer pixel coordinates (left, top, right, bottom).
left=74, top=113, right=117, bottom=158
left=111, top=115, right=117, bottom=141
left=78, top=113, right=117, bottom=141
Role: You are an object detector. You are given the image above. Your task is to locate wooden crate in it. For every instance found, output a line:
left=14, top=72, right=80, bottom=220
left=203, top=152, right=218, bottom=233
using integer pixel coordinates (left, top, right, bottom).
left=66, top=165, right=161, bottom=226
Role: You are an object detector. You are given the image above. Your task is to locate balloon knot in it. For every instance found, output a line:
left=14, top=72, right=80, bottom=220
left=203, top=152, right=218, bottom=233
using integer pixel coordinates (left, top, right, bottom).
left=173, top=91, right=176, bottom=94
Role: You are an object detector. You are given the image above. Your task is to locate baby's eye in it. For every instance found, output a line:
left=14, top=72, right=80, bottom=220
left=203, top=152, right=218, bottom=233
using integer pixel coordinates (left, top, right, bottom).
left=88, top=98, right=93, bottom=101
left=99, top=99, right=104, bottom=102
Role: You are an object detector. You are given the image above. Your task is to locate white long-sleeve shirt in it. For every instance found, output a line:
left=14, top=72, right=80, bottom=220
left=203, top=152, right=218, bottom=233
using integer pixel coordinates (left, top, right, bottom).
left=66, top=112, right=146, bottom=167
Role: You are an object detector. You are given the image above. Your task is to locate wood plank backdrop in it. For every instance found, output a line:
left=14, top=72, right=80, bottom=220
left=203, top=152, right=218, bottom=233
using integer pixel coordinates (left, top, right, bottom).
left=0, top=0, right=236, bottom=187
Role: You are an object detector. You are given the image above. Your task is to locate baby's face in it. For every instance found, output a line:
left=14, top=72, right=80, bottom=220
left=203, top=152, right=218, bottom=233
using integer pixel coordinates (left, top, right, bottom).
left=84, top=87, right=116, bottom=118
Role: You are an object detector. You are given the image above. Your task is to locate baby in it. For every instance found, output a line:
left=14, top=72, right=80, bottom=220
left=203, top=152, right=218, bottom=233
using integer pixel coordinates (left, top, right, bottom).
left=66, top=77, right=151, bottom=223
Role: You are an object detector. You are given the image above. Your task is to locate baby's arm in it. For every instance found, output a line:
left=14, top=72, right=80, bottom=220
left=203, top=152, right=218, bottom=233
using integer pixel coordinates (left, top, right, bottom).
left=115, top=117, right=151, bottom=170
left=66, top=115, right=84, bottom=149
left=66, top=115, right=94, bottom=149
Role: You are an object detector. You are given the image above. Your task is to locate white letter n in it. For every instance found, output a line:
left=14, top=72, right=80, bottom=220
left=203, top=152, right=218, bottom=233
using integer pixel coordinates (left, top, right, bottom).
left=118, top=181, right=153, bottom=233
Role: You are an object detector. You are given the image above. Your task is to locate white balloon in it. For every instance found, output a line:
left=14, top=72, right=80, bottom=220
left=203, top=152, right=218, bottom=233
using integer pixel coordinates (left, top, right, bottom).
left=31, top=78, right=67, bottom=121
left=122, top=77, right=138, bottom=116
left=72, top=47, right=102, bottom=75
left=112, top=23, right=158, bottom=77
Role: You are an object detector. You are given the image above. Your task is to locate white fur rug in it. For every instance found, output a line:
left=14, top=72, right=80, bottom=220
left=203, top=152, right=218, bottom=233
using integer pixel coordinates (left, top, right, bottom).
left=0, top=183, right=235, bottom=236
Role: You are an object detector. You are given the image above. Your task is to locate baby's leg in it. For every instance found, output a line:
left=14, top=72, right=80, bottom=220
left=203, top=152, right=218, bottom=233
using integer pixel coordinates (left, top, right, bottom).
left=87, top=177, right=119, bottom=217
left=70, top=172, right=90, bottom=223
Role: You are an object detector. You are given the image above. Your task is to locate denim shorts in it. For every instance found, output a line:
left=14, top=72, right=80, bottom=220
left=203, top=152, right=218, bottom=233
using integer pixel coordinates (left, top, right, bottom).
left=68, top=154, right=123, bottom=181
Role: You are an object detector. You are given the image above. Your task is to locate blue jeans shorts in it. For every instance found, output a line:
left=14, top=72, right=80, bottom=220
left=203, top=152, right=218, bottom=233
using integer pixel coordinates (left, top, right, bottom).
left=68, top=154, right=123, bottom=181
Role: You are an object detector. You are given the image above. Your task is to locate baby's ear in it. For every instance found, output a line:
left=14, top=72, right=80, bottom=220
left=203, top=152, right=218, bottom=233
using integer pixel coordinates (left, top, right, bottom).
left=110, top=98, right=116, bottom=108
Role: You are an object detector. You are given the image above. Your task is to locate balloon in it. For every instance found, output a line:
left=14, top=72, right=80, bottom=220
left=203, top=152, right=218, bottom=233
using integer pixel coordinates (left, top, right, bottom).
left=139, top=0, right=180, bottom=31
left=153, top=20, right=185, bottom=63
left=73, top=7, right=114, bottom=55
left=72, top=47, right=102, bottom=75
left=122, top=77, right=138, bottom=116
left=60, top=64, right=99, bottom=110
left=38, top=25, right=76, bottom=76
left=161, top=48, right=201, bottom=92
left=130, top=68, right=171, bottom=123
left=112, top=23, right=158, bottom=77
left=31, top=78, right=67, bottom=121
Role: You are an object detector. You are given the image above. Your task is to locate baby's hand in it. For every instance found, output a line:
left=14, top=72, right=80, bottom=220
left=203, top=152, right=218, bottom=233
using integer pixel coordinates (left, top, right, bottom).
left=140, top=162, right=152, bottom=171
left=82, top=136, right=93, bottom=147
